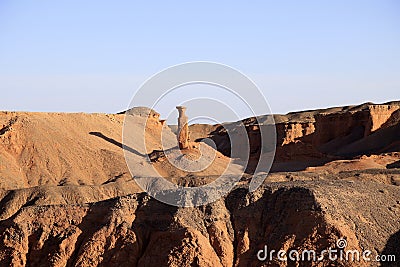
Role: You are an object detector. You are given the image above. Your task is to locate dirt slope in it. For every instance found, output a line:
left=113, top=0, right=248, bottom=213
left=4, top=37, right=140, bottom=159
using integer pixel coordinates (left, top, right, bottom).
left=0, top=110, right=179, bottom=190
left=0, top=112, right=129, bottom=189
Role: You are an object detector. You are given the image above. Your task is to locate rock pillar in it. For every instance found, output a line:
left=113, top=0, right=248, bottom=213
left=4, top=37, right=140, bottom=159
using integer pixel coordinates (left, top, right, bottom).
left=176, top=106, right=189, bottom=149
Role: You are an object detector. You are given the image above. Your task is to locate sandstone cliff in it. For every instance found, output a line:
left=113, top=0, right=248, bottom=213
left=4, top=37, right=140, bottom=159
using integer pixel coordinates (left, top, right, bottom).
left=0, top=180, right=399, bottom=267
left=191, top=102, right=400, bottom=172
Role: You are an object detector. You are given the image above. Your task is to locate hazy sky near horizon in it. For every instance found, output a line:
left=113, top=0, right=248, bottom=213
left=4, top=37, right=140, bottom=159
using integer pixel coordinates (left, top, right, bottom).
left=0, top=1, right=399, bottom=122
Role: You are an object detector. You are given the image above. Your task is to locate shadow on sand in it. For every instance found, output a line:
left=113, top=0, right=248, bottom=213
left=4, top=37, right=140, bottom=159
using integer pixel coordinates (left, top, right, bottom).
left=89, top=131, right=145, bottom=157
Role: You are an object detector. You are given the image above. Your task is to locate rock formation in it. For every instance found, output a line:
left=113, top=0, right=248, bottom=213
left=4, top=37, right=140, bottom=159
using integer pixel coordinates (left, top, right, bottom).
left=0, top=101, right=399, bottom=266
left=176, top=106, right=189, bottom=149
left=0, top=180, right=399, bottom=266
left=191, top=101, right=400, bottom=172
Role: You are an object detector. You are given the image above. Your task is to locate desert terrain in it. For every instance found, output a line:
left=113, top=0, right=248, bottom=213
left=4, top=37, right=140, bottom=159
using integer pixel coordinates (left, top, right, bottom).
left=0, top=102, right=399, bottom=266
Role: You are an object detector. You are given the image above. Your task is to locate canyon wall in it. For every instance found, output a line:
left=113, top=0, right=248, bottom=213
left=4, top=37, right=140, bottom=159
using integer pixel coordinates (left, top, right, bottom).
left=191, top=102, right=400, bottom=169
left=1, top=180, right=399, bottom=267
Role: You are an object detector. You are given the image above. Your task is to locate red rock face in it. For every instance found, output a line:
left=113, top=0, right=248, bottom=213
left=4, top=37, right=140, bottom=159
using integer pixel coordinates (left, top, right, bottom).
left=192, top=102, right=400, bottom=169
left=366, top=105, right=400, bottom=133
left=313, top=104, right=400, bottom=149
left=0, top=182, right=399, bottom=267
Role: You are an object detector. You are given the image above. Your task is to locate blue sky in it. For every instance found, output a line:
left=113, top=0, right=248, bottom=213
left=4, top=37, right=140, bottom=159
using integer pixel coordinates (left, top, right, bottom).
left=0, top=0, right=399, bottom=120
